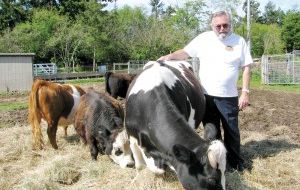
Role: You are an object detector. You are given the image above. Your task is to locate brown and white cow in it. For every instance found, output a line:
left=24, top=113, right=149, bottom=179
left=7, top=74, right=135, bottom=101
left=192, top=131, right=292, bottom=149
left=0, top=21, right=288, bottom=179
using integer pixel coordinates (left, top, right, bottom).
left=28, top=79, right=85, bottom=149
left=105, top=71, right=137, bottom=99
left=74, top=89, right=134, bottom=168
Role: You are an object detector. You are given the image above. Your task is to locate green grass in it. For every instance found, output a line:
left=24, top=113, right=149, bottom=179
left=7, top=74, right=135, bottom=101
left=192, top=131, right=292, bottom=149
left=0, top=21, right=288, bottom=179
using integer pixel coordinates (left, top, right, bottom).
left=67, top=77, right=105, bottom=85
left=0, top=102, right=28, bottom=111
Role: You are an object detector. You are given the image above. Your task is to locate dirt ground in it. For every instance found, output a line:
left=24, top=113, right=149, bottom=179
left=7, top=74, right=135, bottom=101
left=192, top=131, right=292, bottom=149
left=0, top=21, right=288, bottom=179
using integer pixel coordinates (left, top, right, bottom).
left=0, top=84, right=299, bottom=189
left=1, top=85, right=299, bottom=142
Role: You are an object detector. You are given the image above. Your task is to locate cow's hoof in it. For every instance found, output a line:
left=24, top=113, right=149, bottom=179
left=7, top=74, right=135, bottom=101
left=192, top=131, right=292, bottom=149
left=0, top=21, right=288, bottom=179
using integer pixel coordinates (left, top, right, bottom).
left=135, top=163, right=146, bottom=170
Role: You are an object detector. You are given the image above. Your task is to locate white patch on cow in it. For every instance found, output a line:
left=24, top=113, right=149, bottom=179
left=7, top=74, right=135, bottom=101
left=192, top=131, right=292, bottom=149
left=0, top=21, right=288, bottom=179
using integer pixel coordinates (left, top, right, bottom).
left=163, top=61, right=194, bottom=86
left=58, top=85, right=81, bottom=125
left=207, top=140, right=227, bottom=190
left=140, top=148, right=165, bottom=174
left=129, top=136, right=146, bottom=170
left=129, top=136, right=165, bottom=174
left=167, top=163, right=175, bottom=172
left=109, top=130, right=134, bottom=168
left=129, top=62, right=178, bottom=96
left=187, top=97, right=196, bottom=129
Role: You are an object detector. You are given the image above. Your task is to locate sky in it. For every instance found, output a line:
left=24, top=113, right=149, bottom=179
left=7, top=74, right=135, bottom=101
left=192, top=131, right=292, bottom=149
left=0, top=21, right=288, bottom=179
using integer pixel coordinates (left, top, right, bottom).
left=105, top=0, right=300, bottom=16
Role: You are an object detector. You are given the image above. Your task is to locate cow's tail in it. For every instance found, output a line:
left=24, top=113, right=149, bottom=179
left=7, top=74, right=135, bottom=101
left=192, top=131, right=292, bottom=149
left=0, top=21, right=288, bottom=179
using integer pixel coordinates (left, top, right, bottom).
left=207, top=140, right=227, bottom=190
left=28, top=80, right=44, bottom=150
left=105, top=71, right=113, bottom=94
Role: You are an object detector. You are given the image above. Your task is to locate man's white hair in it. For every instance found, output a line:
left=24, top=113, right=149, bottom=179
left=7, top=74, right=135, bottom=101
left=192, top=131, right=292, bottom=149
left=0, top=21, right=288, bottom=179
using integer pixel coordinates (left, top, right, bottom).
left=210, top=10, right=232, bottom=25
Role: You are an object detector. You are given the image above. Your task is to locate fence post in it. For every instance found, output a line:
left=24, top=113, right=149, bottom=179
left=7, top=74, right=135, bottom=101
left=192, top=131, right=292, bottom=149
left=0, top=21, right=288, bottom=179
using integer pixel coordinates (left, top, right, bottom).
left=128, top=61, right=130, bottom=74
left=191, top=57, right=200, bottom=79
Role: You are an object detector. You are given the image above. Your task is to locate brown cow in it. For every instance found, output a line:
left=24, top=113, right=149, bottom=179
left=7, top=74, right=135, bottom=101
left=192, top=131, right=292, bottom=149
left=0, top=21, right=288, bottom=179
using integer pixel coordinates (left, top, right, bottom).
left=28, top=79, right=85, bottom=149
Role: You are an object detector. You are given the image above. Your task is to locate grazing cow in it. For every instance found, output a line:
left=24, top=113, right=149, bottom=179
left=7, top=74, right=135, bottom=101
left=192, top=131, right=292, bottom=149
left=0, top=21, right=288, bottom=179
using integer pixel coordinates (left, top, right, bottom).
left=105, top=71, right=137, bottom=99
left=125, top=61, right=227, bottom=190
left=28, top=79, right=85, bottom=149
left=74, top=89, right=134, bottom=168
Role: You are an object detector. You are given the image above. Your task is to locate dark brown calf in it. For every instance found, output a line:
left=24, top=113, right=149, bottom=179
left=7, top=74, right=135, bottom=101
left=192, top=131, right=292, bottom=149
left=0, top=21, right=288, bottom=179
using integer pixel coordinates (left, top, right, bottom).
left=105, top=72, right=137, bottom=99
left=74, top=89, right=125, bottom=160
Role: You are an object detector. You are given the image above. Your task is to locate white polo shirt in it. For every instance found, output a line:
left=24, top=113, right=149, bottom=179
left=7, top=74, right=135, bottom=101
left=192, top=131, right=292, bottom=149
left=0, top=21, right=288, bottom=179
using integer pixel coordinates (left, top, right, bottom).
left=184, top=31, right=253, bottom=97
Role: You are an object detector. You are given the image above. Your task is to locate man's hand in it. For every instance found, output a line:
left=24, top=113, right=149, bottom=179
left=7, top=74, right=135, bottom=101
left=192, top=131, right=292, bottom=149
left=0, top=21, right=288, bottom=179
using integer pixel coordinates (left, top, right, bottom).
left=157, top=49, right=189, bottom=61
left=157, top=55, right=171, bottom=61
left=239, top=91, right=250, bottom=110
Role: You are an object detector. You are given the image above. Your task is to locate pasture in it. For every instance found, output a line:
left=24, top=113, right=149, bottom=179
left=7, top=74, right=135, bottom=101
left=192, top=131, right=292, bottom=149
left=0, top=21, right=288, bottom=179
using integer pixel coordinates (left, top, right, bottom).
left=0, top=80, right=299, bottom=190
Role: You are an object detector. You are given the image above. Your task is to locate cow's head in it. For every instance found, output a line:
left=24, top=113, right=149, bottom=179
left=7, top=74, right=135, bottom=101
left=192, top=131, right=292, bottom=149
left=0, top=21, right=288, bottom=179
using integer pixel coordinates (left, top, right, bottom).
left=106, top=129, right=134, bottom=168
left=172, top=140, right=226, bottom=190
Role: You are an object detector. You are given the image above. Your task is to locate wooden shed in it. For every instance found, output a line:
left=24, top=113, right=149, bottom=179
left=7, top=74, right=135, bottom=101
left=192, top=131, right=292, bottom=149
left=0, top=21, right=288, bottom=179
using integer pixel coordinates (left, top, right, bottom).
left=0, top=53, right=35, bottom=92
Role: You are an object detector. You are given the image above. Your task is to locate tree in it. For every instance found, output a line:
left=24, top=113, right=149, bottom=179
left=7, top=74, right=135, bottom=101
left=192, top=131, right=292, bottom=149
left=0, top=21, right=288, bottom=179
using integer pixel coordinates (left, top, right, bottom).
left=281, top=11, right=300, bottom=52
left=242, top=0, right=261, bottom=23
left=149, top=0, right=164, bottom=19
left=76, top=1, right=109, bottom=70
left=167, top=0, right=208, bottom=38
left=0, top=9, right=67, bottom=63
left=47, top=20, right=91, bottom=71
left=58, top=0, right=86, bottom=20
left=236, top=22, right=285, bottom=57
left=261, top=1, right=285, bottom=25
left=0, top=0, right=28, bottom=32
left=262, top=24, right=285, bottom=55
left=21, top=0, right=59, bottom=10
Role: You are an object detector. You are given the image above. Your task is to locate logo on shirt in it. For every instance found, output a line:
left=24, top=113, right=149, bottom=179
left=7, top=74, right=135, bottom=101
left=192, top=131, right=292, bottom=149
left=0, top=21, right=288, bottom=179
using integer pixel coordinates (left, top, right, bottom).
left=225, top=46, right=233, bottom=51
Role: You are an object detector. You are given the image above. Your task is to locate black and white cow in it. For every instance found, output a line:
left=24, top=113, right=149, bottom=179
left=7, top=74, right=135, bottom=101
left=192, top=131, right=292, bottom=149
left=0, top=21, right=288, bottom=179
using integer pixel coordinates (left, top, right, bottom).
left=125, top=61, right=227, bottom=190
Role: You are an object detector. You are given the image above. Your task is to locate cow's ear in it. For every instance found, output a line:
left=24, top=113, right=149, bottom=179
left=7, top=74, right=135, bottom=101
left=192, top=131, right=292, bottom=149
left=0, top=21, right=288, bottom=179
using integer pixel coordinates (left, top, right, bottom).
left=173, top=144, right=197, bottom=164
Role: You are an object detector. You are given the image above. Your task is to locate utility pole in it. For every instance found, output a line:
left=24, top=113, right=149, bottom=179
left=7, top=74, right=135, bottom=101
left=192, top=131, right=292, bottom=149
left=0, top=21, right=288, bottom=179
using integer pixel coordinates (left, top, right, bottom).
left=246, top=0, right=251, bottom=48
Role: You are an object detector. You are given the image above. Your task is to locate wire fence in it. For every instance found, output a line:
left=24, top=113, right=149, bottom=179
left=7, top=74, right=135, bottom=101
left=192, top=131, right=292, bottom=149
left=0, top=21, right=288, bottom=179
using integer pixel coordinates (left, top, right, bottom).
left=261, top=50, right=300, bottom=84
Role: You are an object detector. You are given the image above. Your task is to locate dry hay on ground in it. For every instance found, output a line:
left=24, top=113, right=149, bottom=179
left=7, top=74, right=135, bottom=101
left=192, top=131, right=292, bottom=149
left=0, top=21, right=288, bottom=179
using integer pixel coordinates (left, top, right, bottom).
left=0, top=85, right=299, bottom=190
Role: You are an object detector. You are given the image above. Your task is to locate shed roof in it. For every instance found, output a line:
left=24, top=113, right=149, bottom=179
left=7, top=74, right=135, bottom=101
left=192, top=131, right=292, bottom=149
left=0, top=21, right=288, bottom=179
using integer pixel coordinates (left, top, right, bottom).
left=0, top=53, right=35, bottom=56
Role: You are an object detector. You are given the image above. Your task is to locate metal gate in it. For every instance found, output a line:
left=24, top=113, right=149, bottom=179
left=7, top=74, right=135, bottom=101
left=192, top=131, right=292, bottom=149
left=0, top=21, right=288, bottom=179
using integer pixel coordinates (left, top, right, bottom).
left=261, top=50, right=300, bottom=84
left=33, top=63, right=57, bottom=76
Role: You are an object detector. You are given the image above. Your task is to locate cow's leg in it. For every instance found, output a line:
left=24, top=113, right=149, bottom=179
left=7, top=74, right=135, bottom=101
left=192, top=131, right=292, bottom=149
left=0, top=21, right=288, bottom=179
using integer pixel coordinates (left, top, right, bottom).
left=89, top=138, right=99, bottom=160
left=140, top=149, right=165, bottom=174
left=63, top=125, right=68, bottom=137
left=129, top=136, right=146, bottom=170
left=74, top=123, right=87, bottom=144
left=47, top=120, right=58, bottom=149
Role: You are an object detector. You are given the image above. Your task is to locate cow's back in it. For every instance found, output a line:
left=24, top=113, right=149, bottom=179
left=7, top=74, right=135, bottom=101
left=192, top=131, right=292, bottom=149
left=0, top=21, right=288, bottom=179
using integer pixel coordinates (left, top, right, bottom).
left=126, top=61, right=206, bottom=150
left=127, top=61, right=205, bottom=129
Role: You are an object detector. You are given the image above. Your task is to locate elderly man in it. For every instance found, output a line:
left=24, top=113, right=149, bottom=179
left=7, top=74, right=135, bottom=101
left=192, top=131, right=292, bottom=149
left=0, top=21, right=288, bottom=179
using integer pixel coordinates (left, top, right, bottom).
left=158, top=10, right=253, bottom=171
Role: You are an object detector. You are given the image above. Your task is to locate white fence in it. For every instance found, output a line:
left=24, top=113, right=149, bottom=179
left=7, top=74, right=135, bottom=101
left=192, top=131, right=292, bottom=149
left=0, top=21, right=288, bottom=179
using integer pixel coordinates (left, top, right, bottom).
left=112, top=59, right=200, bottom=76
left=113, top=60, right=147, bottom=74
left=261, top=51, right=300, bottom=84
left=33, top=63, right=57, bottom=76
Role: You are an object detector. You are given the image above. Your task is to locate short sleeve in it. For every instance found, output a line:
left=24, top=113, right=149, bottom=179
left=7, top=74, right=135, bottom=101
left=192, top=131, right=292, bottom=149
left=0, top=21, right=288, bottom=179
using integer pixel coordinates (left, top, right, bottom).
left=184, top=34, right=202, bottom=58
left=241, top=40, right=253, bottom=67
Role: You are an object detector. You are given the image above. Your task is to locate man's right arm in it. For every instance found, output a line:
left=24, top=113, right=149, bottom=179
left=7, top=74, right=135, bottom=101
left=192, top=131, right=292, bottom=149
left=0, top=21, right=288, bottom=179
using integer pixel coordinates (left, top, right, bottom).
left=157, top=49, right=190, bottom=61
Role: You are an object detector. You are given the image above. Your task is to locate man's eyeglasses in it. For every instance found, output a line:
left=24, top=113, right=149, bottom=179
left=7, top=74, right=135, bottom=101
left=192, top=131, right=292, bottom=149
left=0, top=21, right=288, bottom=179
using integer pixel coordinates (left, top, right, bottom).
left=215, top=24, right=229, bottom=30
